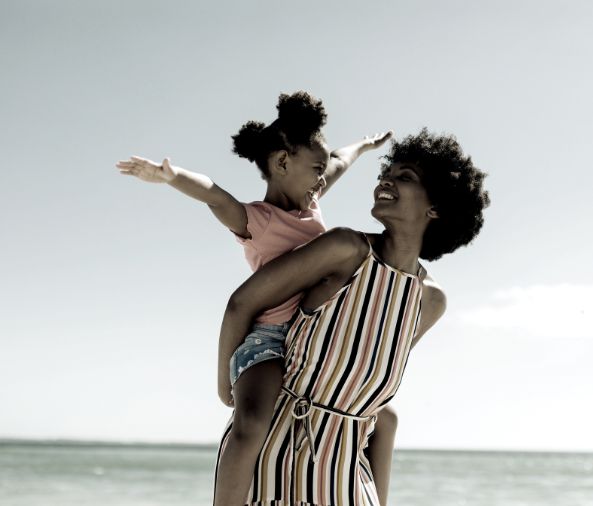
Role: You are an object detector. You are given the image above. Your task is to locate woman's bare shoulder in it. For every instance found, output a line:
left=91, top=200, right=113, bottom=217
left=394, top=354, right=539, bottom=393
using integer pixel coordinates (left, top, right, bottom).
left=311, top=227, right=369, bottom=264
left=421, top=272, right=447, bottom=313
left=298, top=228, right=370, bottom=310
left=411, top=272, right=447, bottom=346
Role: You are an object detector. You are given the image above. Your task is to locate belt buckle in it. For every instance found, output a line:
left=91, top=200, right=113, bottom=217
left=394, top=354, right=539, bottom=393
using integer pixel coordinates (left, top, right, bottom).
left=291, top=396, right=313, bottom=419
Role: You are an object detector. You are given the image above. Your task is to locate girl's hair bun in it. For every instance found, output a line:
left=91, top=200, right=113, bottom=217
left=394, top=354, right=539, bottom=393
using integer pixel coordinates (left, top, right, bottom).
left=231, top=91, right=327, bottom=178
left=231, top=120, right=266, bottom=163
left=276, top=91, right=327, bottom=144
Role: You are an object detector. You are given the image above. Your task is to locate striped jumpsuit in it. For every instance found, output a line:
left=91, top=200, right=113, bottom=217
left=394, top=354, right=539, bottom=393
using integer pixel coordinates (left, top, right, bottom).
left=216, top=245, right=424, bottom=505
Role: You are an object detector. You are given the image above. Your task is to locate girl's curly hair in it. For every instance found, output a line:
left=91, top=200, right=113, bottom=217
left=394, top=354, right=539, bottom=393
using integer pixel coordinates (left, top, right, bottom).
left=232, top=91, right=327, bottom=179
left=382, top=128, right=490, bottom=261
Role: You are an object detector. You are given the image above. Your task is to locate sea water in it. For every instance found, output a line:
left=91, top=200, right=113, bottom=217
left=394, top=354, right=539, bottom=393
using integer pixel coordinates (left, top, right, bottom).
left=1, top=441, right=592, bottom=506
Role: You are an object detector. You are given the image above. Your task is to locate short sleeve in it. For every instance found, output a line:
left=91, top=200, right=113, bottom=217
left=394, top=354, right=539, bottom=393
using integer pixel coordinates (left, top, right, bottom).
left=235, top=202, right=271, bottom=244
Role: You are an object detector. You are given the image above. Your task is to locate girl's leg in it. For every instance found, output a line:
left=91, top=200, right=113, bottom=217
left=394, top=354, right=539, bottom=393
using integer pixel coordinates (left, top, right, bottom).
left=214, top=359, right=283, bottom=506
left=366, top=405, right=398, bottom=506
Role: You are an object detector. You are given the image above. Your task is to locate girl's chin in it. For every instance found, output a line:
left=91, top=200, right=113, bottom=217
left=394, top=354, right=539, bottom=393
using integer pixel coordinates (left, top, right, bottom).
left=301, top=193, right=315, bottom=210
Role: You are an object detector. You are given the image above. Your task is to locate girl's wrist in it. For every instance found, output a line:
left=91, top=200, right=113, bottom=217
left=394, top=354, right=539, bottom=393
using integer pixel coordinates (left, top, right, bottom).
left=165, top=165, right=181, bottom=183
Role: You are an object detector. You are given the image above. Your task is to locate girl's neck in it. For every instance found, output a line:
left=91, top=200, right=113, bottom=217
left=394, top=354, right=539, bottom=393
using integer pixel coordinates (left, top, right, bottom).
left=374, top=228, right=422, bottom=275
left=263, top=184, right=296, bottom=212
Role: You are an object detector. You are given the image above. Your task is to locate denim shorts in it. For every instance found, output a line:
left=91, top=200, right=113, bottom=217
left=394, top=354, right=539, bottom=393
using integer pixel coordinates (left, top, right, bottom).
left=229, top=321, right=291, bottom=386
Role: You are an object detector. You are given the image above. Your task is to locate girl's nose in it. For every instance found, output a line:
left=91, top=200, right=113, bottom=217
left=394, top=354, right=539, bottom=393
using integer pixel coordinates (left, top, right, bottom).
left=318, top=175, right=327, bottom=188
left=380, top=177, right=394, bottom=187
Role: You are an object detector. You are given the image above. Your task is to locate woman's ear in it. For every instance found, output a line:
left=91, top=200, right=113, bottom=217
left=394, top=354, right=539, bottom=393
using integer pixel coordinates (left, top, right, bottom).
left=270, top=151, right=289, bottom=175
left=427, top=206, right=439, bottom=219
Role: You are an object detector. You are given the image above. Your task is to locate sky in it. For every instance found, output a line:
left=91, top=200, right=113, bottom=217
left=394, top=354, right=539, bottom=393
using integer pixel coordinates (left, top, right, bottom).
left=1, top=0, right=592, bottom=452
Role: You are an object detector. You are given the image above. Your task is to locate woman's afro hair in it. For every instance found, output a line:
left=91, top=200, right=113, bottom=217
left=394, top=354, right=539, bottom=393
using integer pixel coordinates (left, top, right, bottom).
left=232, top=91, right=327, bottom=178
left=382, top=128, right=490, bottom=261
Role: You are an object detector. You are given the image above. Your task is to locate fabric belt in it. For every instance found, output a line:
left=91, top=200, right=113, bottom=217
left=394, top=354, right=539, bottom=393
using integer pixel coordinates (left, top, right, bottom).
left=281, top=386, right=375, bottom=463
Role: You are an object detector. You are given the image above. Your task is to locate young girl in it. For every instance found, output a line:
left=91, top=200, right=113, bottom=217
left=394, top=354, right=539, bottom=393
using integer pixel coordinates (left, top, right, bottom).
left=116, top=91, right=395, bottom=506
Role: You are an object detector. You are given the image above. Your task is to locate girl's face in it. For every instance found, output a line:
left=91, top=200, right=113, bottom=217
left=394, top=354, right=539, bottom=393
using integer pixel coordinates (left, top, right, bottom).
left=371, top=162, right=435, bottom=225
left=283, top=142, right=330, bottom=211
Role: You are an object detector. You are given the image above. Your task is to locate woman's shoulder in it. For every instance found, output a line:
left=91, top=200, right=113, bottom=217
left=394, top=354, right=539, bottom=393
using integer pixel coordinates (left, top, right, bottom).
left=420, top=273, right=447, bottom=321
left=409, top=273, right=447, bottom=347
left=318, top=227, right=370, bottom=257
left=295, top=227, right=369, bottom=279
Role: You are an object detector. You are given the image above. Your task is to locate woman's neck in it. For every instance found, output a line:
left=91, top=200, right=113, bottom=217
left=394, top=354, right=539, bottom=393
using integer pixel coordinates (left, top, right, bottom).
left=374, top=229, right=422, bottom=275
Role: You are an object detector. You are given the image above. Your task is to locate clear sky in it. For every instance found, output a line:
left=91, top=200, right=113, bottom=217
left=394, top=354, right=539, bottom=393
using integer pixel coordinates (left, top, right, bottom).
left=1, top=0, right=592, bottom=452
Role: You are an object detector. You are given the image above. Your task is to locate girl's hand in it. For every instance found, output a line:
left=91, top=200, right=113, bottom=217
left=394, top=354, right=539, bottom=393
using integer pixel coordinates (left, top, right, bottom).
left=363, top=131, right=393, bottom=151
left=116, top=156, right=177, bottom=183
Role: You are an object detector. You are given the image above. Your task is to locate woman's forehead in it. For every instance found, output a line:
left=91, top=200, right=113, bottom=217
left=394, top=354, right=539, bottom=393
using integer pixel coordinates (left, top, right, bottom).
left=381, top=161, right=423, bottom=176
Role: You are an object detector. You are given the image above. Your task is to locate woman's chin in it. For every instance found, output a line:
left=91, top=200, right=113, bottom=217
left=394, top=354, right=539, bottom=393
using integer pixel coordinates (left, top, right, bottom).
left=371, top=204, right=385, bottom=219
left=371, top=204, right=394, bottom=226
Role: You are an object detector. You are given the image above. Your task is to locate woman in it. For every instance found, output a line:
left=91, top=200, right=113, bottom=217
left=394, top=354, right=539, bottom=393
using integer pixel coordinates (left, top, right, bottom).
left=215, top=128, right=490, bottom=505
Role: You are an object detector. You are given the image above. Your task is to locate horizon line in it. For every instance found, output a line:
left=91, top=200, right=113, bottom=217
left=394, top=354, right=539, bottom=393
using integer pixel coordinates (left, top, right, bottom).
left=1, top=437, right=591, bottom=455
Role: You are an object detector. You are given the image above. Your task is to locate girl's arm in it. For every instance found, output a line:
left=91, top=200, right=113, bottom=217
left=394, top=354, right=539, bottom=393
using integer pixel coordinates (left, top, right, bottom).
left=321, top=131, right=393, bottom=195
left=217, top=228, right=367, bottom=405
left=116, top=156, right=249, bottom=237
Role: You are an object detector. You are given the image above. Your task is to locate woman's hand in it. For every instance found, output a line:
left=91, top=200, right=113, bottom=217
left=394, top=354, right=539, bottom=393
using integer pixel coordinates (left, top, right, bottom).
left=116, top=156, right=177, bottom=183
left=218, top=372, right=234, bottom=407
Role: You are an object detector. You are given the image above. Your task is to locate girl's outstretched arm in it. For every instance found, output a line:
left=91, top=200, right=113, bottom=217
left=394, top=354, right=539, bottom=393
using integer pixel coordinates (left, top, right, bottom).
left=321, top=131, right=393, bottom=194
left=116, top=156, right=249, bottom=237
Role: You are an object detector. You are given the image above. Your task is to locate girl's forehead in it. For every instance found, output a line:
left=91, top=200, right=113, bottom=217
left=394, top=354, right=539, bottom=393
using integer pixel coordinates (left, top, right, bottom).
left=298, top=142, right=330, bottom=161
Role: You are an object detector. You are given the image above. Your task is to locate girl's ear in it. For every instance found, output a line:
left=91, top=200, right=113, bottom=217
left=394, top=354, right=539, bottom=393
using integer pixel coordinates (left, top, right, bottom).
left=269, top=151, right=289, bottom=175
left=427, top=206, right=439, bottom=219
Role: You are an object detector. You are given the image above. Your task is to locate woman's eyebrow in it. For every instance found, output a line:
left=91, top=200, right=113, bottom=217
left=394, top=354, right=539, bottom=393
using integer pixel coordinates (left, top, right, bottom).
left=400, top=165, right=421, bottom=176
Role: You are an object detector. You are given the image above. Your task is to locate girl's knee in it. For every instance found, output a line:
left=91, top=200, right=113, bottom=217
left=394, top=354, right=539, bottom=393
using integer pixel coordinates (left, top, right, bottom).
left=231, top=405, right=272, bottom=444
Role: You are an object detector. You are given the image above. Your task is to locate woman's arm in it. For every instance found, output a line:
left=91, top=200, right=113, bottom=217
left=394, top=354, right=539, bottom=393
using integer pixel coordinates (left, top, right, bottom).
left=217, top=228, right=367, bottom=405
left=321, top=131, right=392, bottom=195
left=410, top=277, right=447, bottom=349
left=366, top=405, right=398, bottom=506
left=116, top=156, right=249, bottom=237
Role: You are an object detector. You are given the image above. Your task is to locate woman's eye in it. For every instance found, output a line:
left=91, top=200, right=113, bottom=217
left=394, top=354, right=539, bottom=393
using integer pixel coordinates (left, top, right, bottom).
left=398, top=175, right=412, bottom=181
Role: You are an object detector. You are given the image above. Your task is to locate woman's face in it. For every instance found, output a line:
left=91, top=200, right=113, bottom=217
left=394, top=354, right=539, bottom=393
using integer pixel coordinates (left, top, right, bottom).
left=371, top=162, right=434, bottom=226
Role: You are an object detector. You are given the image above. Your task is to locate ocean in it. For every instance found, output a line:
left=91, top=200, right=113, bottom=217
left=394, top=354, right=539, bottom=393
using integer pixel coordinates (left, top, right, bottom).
left=1, top=441, right=591, bottom=506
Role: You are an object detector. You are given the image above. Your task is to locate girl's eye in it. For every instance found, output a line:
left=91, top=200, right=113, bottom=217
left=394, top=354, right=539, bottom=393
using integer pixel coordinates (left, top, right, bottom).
left=398, top=175, right=412, bottom=182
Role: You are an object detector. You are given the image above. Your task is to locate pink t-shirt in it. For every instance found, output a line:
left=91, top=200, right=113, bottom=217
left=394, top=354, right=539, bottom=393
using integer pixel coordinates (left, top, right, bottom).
left=236, top=199, right=326, bottom=324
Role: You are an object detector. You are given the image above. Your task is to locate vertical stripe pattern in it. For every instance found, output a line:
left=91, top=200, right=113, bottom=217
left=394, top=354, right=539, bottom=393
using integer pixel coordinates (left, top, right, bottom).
left=217, top=249, right=423, bottom=505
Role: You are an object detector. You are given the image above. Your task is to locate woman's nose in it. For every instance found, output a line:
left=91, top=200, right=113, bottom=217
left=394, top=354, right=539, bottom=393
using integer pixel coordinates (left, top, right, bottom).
left=318, top=175, right=327, bottom=188
left=380, top=177, right=394, bottom=187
